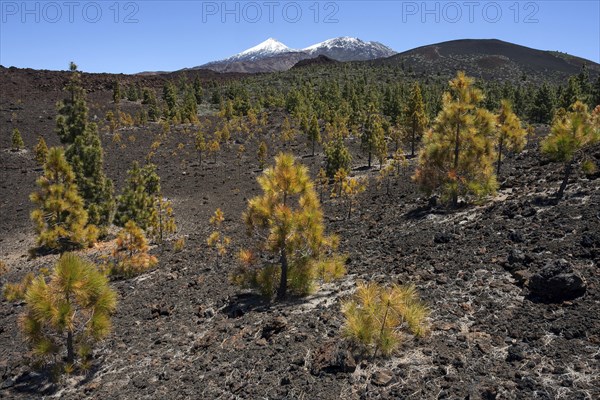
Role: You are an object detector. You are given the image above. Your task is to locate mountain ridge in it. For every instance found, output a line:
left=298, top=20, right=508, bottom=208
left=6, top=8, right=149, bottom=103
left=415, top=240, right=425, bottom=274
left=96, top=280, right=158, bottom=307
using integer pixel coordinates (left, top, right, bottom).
left=195, top=36, right=397, bottom=73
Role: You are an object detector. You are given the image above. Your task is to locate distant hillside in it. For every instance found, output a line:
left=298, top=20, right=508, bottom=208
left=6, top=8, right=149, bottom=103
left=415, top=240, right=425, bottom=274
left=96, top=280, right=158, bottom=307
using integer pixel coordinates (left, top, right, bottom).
left=292, top=55, right=339, bottom=69
left=377, top=39, right=600, bottom=83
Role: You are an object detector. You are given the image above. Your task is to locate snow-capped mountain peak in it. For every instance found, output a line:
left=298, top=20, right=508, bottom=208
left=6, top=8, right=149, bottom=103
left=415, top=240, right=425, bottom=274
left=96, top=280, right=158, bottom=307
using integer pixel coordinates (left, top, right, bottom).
left=197, top=36, right=396, bottom=73
left=229, top=38, right=294, bottom=62
left=303, top=37, right=362, bottom=52
left=303, top=37, right=397, bottom=61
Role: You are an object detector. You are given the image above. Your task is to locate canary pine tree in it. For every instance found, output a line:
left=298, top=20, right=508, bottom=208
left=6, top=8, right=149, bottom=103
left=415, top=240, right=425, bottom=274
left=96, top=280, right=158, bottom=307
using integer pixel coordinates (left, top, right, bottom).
left=496, top=100, right=526, bottom=176
left=342, top=176, right=366, bottom=218
left=207, top=208, right=231, bottom=268
left=324, top=133, right=352, bottom=178
left=414, top=72, right=497, bottom=207
left=307, top=115, right=321, bottom=156
left=30, top=147, right=98, bottom=252
left=150, top=197, right=176, bottom=243
left=235, top=153, right=345, bottom=299
left=342, top=282, right=429, bottom=357
left=56, top=63, right=114, bottom=229
left=112, top=220, right=157, bottom=277
left=115, top=162, right=161, bottom=230
left=257, top=141, right=267, bottom=170
left=12, top=128, right=24, bottom=151
left=361, top=104, right=386, bottom=168
left=403, top=82, right=428, bottom=157
left=542, top=101, right=600, bottom=200
left=34, top=136, right=49, bottom=165
left=20, top=253, right=116, bottom=367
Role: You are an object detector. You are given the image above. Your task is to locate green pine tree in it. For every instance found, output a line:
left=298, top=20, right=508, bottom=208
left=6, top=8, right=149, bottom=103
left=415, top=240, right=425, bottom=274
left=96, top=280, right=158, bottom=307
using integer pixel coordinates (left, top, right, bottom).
left=414, top=72, right=498, bottom=207
left=495, top=100, right=526, bottom=176
left=11, top=128, right=24, bottom=151
left=235, top=153, right=345, bottom=299
left=307, top=115, right=321, bottom=156
left=403, top=82, right=428, bottom=157
left=56, top=63, right=114, bottom=229
left=115, top=161, right=161, bottom=230
left=30, top=147, right=98, bottom=252
left=542, top=101, right=600, bottom=200
left=361, top=104, right=386, bottom=168
left=34, top=136, right=49, bottom=165
left=324, top=134, right=352, bottom=178
left=19, top=253, right=116, bottom=367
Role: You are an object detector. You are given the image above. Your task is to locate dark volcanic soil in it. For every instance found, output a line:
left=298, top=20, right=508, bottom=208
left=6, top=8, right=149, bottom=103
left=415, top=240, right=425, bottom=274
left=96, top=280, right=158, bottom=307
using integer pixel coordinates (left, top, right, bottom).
left=1, top=68, right=599, bottom=399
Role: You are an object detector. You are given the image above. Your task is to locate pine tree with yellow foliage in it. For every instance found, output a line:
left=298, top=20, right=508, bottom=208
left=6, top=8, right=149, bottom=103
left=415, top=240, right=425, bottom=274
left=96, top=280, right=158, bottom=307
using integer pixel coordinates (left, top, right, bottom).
left=542, top=101, right=600, bottom=200
left=342, top=281, right=429, bottom=358
left=18, top=253, right=116, bottom=368
left=235, top=153, right=345, bottom=299
left=495, top=100, right=526, bottom=176
left=30, top=147, right=98, bottom=252
left=414, top=72, right=497, bottom=207
left=207, top=208, right=231, bottom=268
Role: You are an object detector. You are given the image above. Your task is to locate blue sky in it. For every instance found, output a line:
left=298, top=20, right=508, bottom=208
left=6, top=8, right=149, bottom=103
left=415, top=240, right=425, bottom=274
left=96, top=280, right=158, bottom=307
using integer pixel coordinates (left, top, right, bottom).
left=0, top=1, right=598, bottom=73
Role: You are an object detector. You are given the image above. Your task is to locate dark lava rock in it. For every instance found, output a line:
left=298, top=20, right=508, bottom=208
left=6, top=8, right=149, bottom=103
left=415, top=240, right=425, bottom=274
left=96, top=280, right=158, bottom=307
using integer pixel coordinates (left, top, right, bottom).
left=371, top=369, right=394, bottom=386
left=508, top=230, right=524, bottom=243
left=311, top=341, right=356, bottom=374
left=434, top=232, right=453, bottom=244
left=581, top=233, right=598, bottom=248
left=520, top=207, right=537, bottom=218
left=506, top=344, right=526, bottom=362
left=261, top=316, right=287, bottom=339
left=529, top=259, right=586, bottom=302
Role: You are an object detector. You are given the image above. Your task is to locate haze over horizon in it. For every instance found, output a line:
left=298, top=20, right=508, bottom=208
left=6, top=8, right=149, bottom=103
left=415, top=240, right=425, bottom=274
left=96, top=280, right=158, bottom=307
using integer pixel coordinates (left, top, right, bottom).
left=1, top=1, right=598, bottom=74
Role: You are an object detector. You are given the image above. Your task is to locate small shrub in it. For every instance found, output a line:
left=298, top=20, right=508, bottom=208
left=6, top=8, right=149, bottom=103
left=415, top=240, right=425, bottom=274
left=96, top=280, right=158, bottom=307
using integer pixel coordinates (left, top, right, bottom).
left=14, top=253, right=117, bottom=368
left=112, top=221, right=157, bottom=277
left=207, top=208, right=230, bottom=268
left=3, top=272, right=34, bottom=301
left=12, top=128, right=25, bottom=151
left=33, top=137, right=49, bottom=165
left=342, top=281, right=429, bottom=358
left=173, top=237, right=185, bottom=252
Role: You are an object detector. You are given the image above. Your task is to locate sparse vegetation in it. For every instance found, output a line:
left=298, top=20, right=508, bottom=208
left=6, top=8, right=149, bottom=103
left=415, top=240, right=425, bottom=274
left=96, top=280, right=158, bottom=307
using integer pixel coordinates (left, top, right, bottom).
left=112, top=220, right=158, bottom=277
left=15, top=253, right=117, bottom=368
left=207, top=208, right=230, bottom=268
left=11, top=128, right=24, bottom=151
left=542, top=101, right=600, bottom=199
left=33, top=136, right=48, bottom=165
left=414, top=72, right=498, bottom=207
left=30, top=147, right=98, bottom=252
left=342, top=281, right=429, bottom=357
left=234, top=153, right=345, bottom=299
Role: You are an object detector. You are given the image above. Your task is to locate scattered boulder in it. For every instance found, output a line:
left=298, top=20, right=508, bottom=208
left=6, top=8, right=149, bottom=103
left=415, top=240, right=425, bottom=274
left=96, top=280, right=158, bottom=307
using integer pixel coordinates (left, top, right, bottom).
left=371, top=369, right=395, bottom=386
left=508, top=230, right=524, bottom=243
left=528, top=259, right=586, bottom=302
left=434, top=232, right=453, bottom=244
left=261, top=316, right=287, bottom=340
left=311, top=340, right=356, bottom=374
left=506, top=344, right=526, bottom=362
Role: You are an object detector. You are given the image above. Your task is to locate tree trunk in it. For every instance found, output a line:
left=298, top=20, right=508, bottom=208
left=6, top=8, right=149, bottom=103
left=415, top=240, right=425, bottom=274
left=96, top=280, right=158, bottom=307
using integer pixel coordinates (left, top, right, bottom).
left=556, top=161, right=573, bottom=200
left=277, top=247, right=288, bottom=300
left=312, top=139, right=315, bottom=157
left=496, top=137, right=504, bottom=176
left=452, top=122, right=461, bottom=208
left=368, top=150, right=372, bottom=168
left=411, top=117, right=416, bottom=157
left=67, top=330, right=74, bottom=363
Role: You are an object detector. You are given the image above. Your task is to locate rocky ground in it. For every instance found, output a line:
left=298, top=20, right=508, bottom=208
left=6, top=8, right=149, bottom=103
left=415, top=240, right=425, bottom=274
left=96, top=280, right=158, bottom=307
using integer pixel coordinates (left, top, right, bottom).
left=1, top=67, right=599, bottom=399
